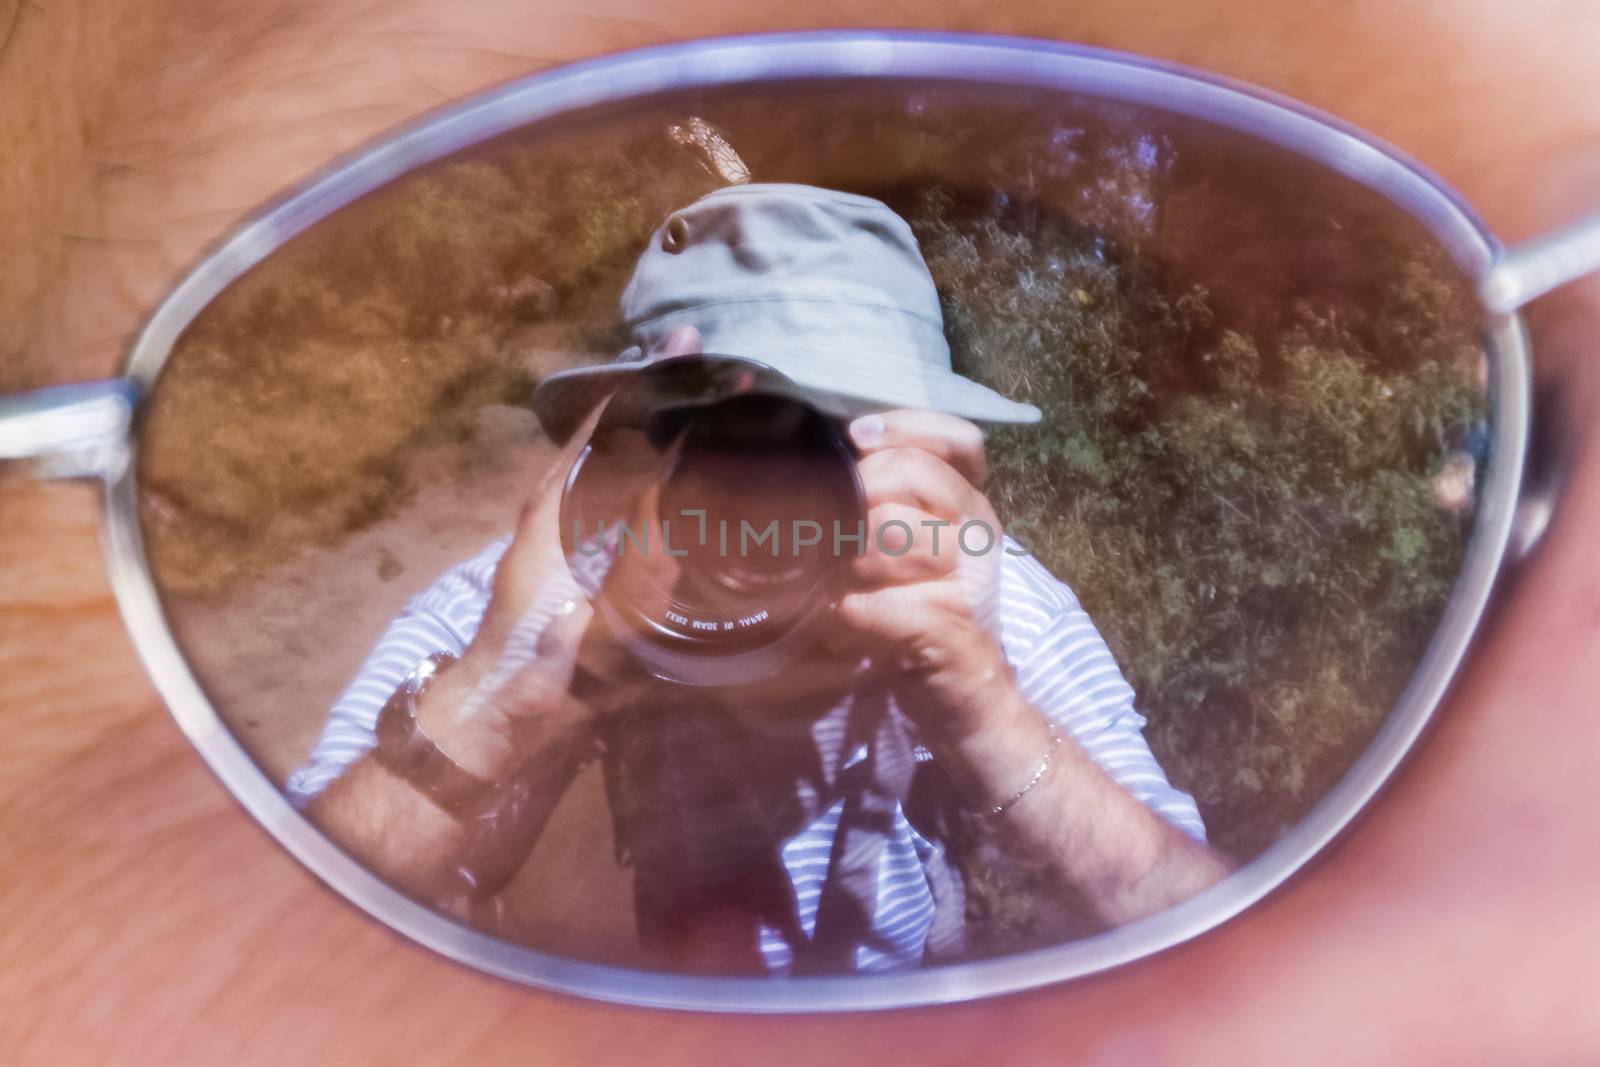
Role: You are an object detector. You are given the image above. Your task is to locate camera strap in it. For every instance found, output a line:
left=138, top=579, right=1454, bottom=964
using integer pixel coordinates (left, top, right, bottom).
left=798, top=683, right=965, bottom=973
left=598, top=681, right=965, bottom=972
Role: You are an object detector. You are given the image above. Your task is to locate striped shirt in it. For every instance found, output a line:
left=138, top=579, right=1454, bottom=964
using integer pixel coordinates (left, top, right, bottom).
left=287, top=539, right=1205, bottom=972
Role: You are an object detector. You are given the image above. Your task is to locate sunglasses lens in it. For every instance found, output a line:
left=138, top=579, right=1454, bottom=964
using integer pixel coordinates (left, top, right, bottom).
left=129, top=67, right=1494, bottom=992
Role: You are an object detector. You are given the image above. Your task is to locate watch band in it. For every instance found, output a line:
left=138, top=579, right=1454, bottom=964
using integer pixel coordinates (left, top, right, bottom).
left=373, top=652, right=503, bottom=819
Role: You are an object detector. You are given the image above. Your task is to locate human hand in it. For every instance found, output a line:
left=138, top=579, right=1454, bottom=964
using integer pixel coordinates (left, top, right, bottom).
left=411, top=328, right=706, bottom=777
left=832, top=408, right=1023, bottom=749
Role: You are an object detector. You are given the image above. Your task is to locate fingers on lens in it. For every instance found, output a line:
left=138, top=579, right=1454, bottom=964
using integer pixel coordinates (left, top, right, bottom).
left=852, top=503, right=962, bottom=586
left=858, top=446, right=981, bottom=518
left=836, top=582, right=961, bottom=646
left=852, top=410, right=987, bottom=489
left=653, top=324, right=703, bottom=358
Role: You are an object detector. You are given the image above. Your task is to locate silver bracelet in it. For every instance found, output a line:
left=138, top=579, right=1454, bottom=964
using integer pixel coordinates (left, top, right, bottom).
left=985, top=733, right=1064, bottom=816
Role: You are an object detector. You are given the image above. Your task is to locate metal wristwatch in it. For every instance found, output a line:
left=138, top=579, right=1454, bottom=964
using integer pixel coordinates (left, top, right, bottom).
left=373, top=652, right=503, bottom=818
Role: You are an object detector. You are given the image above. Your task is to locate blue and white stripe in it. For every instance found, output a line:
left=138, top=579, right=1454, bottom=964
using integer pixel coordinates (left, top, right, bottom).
left=287, top=538, right=1205, bottom=972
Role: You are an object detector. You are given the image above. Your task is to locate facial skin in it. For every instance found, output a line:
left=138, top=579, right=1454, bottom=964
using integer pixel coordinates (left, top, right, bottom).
left=5, top=1, right=1600, bottom=1063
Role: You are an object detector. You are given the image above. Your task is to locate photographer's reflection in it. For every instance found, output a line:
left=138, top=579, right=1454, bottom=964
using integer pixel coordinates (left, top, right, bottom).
left=289, top=184, right=1229, bottom=974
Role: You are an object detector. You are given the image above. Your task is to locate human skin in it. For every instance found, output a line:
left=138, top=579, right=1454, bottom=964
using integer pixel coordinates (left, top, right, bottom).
left=2, top=0, right=1599, bottom=1064
left=306, top=319, right=1228, bottom=943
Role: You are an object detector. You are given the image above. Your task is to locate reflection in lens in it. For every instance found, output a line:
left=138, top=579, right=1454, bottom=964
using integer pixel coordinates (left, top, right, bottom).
left=139, top=75, right=1490, bottom=977
left=562, top=370, right=866, bottom=682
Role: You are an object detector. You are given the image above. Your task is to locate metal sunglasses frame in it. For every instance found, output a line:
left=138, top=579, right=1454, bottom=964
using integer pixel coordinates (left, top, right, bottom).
left=2, top=30, right=1571, bottom=1012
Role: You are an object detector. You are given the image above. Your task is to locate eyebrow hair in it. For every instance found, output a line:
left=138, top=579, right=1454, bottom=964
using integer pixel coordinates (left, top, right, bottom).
left=0, top=2, right=21, bottom=66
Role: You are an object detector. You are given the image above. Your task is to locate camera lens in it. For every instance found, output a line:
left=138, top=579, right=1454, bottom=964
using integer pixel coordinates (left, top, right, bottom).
left=560, top=356, right=865, bottom=686
left=658, top=396, right=841, bottom=626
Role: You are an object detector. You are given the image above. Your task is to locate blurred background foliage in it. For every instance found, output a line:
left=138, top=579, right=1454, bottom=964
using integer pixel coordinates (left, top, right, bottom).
left=141, top=86, right=1486, bottom=957
left=903, top=185, right=1483, bottom=952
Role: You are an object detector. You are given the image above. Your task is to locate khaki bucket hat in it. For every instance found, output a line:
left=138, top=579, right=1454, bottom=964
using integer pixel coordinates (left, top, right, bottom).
left=533, top=183, right=1042, bottom=442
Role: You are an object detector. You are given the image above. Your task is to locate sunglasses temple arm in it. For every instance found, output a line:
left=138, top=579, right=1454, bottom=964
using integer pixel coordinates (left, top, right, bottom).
left=0, top=378, right=139, bottom=481
left=1480, top=208, right=1600, bottom=315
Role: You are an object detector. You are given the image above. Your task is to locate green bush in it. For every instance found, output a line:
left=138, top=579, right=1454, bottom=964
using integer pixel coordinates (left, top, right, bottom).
left=901, top=185, right=1482, bottom=952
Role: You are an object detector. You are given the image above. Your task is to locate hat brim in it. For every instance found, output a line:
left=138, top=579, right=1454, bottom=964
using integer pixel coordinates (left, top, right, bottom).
left=533, top=356, right=1042, bottom=444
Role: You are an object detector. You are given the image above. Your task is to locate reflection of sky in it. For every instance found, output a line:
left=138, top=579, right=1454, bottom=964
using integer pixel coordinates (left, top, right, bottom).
left=1127, top=192, right=1154, bottom=226
left=1135, top=133, right=1160, bottom=169
left=1036, top=127, right=1172, bottom=243
left=1049, top=125, right=1084, bottom=169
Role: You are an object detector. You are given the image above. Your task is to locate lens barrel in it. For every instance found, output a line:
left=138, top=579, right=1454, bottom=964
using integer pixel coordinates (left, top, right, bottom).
left=559, top=355, right=865, bottom=686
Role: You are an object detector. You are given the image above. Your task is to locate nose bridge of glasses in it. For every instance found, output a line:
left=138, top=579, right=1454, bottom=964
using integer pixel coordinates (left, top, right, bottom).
left=0, top=378, right=138, bottom=481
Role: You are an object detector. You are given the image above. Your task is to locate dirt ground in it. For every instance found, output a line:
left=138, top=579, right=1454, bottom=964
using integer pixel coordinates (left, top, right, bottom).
left=164, top=410, right=643, bottom=962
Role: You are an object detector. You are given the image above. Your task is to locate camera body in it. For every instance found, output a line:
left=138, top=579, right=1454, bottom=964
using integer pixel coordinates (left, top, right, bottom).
left=559, top=355, right=866, bottom=686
